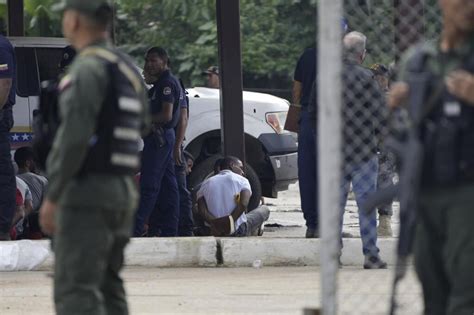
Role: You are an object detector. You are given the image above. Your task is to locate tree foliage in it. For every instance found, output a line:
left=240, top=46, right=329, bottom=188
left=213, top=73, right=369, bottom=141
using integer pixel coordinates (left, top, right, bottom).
left=24, top=0, right=62, bottom=37
left=115, top=0, right=317, bottom=88
left=18, top=0, right=441, bottom=91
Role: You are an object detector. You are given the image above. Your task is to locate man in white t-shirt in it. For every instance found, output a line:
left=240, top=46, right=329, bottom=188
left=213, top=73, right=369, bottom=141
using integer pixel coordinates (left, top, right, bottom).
left=196, top=156, right=269, bottom=236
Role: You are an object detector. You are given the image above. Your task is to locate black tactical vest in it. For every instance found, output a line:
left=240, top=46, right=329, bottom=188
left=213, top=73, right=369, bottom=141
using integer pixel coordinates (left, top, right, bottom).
left=77, top=47, right=144, bottom=176
left=420, top=53, right=474, bottom=186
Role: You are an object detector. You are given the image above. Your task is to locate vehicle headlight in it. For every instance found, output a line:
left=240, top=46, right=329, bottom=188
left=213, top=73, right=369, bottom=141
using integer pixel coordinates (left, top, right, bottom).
left=266, top=111, right=288, bottom=134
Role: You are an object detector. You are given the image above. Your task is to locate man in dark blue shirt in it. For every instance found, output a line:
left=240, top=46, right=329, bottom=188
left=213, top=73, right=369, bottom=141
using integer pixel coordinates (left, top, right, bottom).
left=134, top=47, right=182, bottom=237
left=293, top=47, right=317, bottom=109
left=293, top=46, right=319, bottom=238
left=150, top=78, right=193, bottom=237
left=294, top=18, right=349, bottom=238
left=0, top=35, right=16, bottom=240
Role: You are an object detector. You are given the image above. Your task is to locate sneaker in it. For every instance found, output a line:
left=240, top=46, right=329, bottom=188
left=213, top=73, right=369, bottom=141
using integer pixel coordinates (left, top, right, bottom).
left=363, top=255, right=388, bottom=269
left=378, top=215, right=393, bottom=237
left=257, top=223, right=265, bottom=236
left=305, top=227, right=319, bottom=238
left=251, top=223, right=265, bottom=236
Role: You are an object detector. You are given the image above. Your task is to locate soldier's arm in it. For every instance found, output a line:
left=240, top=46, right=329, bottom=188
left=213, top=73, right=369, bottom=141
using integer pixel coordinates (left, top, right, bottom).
left=46, top=57, right=107, bottom=203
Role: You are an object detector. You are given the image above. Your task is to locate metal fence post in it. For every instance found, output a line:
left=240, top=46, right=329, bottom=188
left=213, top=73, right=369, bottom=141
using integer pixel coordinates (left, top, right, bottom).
left=318, top=1, right=343, bottom=314
left=216, top=0, right=246, bottom=163
left=7, top=0, right=24, bottom=36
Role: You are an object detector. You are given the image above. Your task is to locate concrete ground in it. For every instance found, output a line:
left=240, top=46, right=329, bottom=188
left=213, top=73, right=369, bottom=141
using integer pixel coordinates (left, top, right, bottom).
left=0, top=267, right=422, bottom=315
left=1, top=183, right=418, bottom=314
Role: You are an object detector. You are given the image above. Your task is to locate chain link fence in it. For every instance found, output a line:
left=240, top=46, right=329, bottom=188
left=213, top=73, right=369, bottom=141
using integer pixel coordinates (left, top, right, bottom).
left=317, top=1, right=442, bottom=314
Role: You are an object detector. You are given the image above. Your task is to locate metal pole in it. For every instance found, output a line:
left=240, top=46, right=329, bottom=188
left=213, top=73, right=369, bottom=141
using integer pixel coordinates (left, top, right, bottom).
left=318, top=0, right=343, bottom=314
left=7, top=0, right=24, bottom=36
left=215, top=0, right=246, bottom=163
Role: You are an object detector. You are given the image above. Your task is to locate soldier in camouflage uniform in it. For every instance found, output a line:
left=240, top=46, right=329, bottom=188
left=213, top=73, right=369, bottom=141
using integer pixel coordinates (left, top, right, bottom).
left=390, top=0, right=474, bottom=312
left=39, top=1, right=149, bottom=314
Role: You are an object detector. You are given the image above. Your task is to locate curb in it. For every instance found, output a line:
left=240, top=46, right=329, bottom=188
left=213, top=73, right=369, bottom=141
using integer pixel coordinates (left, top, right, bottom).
left=219, top=238, right=320, bottom=267
left=5, top=237, right=399, bottom=271
left=219, top=238, right=398, bottom=267
left=124, top=237, right=217, bottom=267
left=37, top=237, right=218, bottom=270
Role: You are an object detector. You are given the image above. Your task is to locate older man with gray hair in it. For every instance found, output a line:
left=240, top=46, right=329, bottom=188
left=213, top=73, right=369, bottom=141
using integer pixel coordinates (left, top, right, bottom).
left=339, top=31, right=388, bottom=269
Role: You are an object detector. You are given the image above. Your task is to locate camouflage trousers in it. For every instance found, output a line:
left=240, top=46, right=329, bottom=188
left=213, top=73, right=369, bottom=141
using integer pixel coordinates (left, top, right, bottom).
left=415, top=184, right=474, bottom=314
left=54, top=205, right=133, bottom=315
left=377, top=152, right=396, bottom=216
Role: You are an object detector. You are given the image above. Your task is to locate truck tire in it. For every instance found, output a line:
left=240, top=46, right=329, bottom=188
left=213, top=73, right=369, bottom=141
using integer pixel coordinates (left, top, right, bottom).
left=189, top=155, right=262, bottom=211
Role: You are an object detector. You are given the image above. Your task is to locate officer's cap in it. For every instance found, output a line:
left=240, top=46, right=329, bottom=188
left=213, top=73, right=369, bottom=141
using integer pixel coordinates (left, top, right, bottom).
left=52, top=0, right=112, bottom=16
left=202, top=66, right=219, bottom=76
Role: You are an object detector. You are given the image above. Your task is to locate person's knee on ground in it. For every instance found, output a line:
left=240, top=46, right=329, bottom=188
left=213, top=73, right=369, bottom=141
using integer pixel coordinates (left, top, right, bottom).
left=248, top=205, right=270, bottom=236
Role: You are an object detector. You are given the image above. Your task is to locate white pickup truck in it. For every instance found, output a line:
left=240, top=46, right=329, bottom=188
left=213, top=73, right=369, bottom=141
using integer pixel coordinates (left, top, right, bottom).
left=8, top=37, right=298, bottom=209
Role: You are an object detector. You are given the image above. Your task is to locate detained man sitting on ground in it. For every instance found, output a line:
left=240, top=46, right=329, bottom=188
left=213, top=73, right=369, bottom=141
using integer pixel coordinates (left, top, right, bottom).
left=14, top=147, right=48, bottom=239
left=196, top=156, right=270, bottom=237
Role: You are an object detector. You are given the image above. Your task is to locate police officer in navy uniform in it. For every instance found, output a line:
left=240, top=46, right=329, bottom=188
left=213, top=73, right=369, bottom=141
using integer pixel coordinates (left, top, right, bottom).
left=134, top=47, right=182, bottom=237
left=294, top=18, right=349, bottom=238
left=0, top=34, right=16, bottom=241
left=293, top=45, right=318, bottom=238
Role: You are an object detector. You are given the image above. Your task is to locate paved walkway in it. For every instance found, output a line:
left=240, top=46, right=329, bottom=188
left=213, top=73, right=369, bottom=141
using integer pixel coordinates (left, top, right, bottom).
left=264, top=183, right=400, bottom=238
left=0, top=267, right=422, bottom=314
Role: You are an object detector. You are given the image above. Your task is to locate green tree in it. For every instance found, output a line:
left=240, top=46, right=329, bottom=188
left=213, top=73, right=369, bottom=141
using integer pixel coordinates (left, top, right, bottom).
left=115, top=0, right=317, bottom=91
left=24, top=0, right=62, bottom=37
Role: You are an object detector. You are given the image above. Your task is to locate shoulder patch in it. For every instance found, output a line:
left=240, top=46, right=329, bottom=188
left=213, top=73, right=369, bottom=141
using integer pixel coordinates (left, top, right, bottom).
left=163, top=87, right=172, bottom=95
left=58, top=74, right=73, bottom=92
left=0, top=64, right=8, bottom=72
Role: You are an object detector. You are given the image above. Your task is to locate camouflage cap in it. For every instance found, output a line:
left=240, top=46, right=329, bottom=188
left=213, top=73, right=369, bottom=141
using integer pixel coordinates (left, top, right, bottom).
left=52, top=0, right=112, bottom=15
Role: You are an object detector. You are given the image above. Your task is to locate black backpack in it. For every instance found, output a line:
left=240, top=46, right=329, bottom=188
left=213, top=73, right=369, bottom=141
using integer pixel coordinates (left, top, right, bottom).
left=32, top=80, right=61, bottom=171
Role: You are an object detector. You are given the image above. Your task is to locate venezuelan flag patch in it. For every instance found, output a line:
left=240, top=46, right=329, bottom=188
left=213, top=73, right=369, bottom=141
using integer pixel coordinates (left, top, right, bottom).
left=58, top=74, right=73, bottom=91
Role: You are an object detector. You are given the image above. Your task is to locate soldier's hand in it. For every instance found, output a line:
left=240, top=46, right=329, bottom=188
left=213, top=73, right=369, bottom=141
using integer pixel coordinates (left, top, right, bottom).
left=387, top=82, right=409, bottom=109
left=446, top=70, right=474, bottom=105
left=173, top=145, right=183, bottom=166
left=39, top=199, right=58, bottom=236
